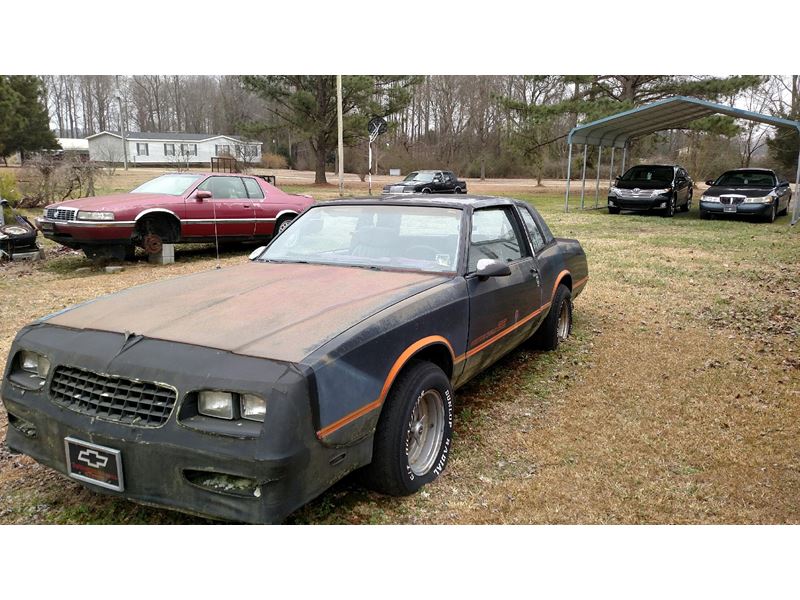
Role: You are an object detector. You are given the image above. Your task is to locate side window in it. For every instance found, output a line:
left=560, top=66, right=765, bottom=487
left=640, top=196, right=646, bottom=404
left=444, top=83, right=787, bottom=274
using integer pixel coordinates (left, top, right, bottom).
left=519, top=208, right=545, bottom=252
left=243, top=178, right=264, bottom=199
left=198, top=176, right=248, bottom=199
left=468, top=207, right=527, bottom=272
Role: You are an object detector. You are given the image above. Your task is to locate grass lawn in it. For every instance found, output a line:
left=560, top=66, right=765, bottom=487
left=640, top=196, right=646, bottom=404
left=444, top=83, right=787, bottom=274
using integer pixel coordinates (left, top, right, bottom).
left=0, top=178, right=798, bottom=524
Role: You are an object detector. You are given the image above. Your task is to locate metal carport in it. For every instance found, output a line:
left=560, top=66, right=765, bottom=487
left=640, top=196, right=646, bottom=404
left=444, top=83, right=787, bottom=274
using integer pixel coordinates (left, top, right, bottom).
left=563, top=96, right=800, bottom=225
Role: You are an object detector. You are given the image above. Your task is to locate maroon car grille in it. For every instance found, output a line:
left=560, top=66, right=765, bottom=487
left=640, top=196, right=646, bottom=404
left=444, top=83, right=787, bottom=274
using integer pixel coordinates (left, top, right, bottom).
left=50, top=365, right=176, bottom=427
left=720, top=196, right=744, bottom=205
left=45, top=208, right=77, bottom=221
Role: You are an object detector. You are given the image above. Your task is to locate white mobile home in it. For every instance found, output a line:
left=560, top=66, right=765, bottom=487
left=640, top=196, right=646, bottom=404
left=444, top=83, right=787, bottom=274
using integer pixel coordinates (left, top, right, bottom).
left=86, top=131, right=262, bottom=166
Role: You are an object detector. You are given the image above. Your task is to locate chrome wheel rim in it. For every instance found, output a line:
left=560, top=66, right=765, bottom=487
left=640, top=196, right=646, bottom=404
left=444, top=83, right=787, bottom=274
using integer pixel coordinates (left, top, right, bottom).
left=278, top=219, right=293, bottom=233
left=406, top=389, right=445, bottom=476
left=557, top=301, right=570, bottom=341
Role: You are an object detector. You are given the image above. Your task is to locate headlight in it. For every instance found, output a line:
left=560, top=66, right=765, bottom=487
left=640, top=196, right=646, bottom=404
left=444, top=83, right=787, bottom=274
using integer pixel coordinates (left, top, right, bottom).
left=19, top=350, right=51, bottom=378
left=744, top=195, right=773, bottom=204
left=198, top=391, right=234, bottom=420
left=701, top=195, right=720, bottom=203
left=240, top=394, right=266, bottom=422
left=609, top=186, right=621, bottom=196
left=650, top=188, right=671, bottom=197
left=76, top=210, right=115, bottom=221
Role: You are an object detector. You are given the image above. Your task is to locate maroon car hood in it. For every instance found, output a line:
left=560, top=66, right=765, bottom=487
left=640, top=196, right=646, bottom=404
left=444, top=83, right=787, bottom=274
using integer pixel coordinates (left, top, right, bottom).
left=48, top=193, right=171, bottom=212
left=46, top=262, right=448, bottom=362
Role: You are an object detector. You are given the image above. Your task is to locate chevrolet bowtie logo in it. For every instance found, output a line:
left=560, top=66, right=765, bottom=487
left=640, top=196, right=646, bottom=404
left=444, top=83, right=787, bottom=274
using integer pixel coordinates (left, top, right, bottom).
left=77, top=449, right=109, bottom=469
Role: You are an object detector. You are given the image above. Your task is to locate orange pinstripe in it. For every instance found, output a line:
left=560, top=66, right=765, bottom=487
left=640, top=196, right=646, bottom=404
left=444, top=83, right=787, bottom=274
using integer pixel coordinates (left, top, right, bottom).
left=317, top=270, right=589, bottom=438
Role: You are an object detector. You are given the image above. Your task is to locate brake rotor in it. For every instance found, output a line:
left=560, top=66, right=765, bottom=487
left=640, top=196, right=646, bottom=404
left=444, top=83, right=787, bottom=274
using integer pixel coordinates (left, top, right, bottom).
left=142, top=233, right=163, bottom=255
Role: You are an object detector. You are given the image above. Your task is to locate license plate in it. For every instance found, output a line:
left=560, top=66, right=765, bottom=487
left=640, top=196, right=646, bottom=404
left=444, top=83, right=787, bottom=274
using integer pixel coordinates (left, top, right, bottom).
left=38, top=221, right=54, bottom=232
left=723, top=205, right=737, bottom=213
left=64, top=437, right=124, bottom=491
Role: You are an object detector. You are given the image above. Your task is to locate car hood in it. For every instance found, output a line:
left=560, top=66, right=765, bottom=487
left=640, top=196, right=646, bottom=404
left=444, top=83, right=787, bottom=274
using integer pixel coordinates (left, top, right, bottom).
left=615, top=180, right=673, bottom=190
left=47, top=193, right=172, bottom=212
left=45, top=261, right=449, bottom=363
left=705, top=185, right=774, bottom=197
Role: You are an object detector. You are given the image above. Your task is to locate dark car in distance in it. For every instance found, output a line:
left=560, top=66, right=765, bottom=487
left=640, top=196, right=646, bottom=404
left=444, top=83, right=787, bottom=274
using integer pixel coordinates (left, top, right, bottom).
left=382, top=170, right=467, bottom=195
left=699, top=168, right=792, bottom=223
left=608, top=164, right=693, bottom=217
left=2, top=195, right=587, bottom=523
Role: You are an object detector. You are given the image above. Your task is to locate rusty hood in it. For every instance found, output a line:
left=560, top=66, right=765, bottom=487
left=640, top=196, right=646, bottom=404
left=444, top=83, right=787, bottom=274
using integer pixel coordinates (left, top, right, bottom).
left=45, top=262, right=449, bottom=362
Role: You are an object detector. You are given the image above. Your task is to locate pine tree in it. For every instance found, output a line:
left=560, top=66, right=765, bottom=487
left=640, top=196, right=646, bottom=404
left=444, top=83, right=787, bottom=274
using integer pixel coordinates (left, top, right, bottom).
left=0, top=76, right=59, bottom=161
left=240, top=76, right=419, bottom=184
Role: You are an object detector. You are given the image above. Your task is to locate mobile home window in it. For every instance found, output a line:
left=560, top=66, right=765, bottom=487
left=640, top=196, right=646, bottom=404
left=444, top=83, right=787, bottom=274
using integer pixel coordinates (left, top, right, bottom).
left=181, top=143, right=197, bottom=156
left=215, top=144, right=231, bottom=156
left=164, top=143, right=175, bottom=156
left=136, top=143, right=149, bottom=156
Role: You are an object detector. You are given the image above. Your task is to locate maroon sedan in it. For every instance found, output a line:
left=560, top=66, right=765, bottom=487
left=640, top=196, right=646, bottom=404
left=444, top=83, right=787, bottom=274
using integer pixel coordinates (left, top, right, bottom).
left=37, top=173, right=314, bottom=260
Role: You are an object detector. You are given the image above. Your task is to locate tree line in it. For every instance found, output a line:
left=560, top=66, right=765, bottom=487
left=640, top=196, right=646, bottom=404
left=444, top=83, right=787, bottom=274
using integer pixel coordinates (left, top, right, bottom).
left=5, top=75, right=800, bottom=184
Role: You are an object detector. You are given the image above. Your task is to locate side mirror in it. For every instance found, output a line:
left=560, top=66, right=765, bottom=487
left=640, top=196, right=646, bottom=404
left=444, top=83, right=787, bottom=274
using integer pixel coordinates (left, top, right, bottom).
left=195, top=190, right=212, bottom=201
left=705, top=180, right=715, bottom=186
left=779, top=180, right=789, bottom=187
left=475, top=258, right=511, bottom=280
left=248, top=246, right=267, bottom=260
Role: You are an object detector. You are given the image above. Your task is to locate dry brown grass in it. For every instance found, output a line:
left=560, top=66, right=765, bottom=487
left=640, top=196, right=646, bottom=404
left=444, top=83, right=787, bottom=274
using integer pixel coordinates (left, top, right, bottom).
left=0, top=172, right=798, bottom=523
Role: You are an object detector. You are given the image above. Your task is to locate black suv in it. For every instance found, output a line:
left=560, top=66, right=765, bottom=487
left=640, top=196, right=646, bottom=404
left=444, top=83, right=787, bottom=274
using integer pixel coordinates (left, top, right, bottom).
left=608, top=164, right=693, bottom=217
left=699, top=168, right=792, bottom=223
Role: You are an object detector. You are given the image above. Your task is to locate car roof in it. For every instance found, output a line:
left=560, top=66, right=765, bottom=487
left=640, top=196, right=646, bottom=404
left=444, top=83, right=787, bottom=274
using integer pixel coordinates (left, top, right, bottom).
left=721, top=167, right=775, bottom=173
left=628, top=164, right=678, bottom=169
left=320, top=194, right=521, bottom=210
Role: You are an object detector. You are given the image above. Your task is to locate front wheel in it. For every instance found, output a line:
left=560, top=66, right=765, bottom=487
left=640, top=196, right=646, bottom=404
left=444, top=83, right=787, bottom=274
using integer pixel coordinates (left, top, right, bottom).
left=363, top=360, right=454, bottom=496
left=662, top=195, right=676, bottom=217
left=608, top=206, right=620, bottom=214
left=764, top=202, right=777, bottom=223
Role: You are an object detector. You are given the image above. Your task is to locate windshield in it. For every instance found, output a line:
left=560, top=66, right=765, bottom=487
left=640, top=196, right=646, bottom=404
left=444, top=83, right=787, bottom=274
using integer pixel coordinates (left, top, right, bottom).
left=131, top=174, right=201, bottom=195
left=620, top=166, right=674, bottom=183
left=261, top=204, right=463, bottom=273
left=403, top=172, right=435, bottom=183
left=714, top=171, right=776, bottom=187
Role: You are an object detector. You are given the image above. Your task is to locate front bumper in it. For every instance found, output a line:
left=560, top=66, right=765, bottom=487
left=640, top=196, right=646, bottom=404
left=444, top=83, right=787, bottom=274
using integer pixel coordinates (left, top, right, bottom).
left=36, top=217, right=135, bottom=248
left=2, top=324, right=368, bottom=523
left=699, top=201, right=772, bottom=216
left=607, top=195, right=670, bottom=211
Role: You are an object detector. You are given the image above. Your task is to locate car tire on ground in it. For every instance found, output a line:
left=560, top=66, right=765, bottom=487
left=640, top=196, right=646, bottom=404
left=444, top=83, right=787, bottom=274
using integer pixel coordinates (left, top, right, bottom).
left=454, top=187, right=462, bottom=194
left=608, top=206, right=620, bottom=214
left=531, top=284, right=572, bottom=352
left=363, top=360, right=454, bottom=496
left=765, top=202, right=777, bottom=223
left=421, top=188, right=432, bottom=194
left=663, top=195, right=676, bottom=217
left=681, top=190, right=692, bottom=212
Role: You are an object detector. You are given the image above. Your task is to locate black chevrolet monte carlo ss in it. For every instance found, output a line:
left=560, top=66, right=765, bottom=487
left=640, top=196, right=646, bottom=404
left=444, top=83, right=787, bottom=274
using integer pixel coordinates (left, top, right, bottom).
left=699, top=168, right=793, bottom=223
left=2, top=195, right=588, bottom=523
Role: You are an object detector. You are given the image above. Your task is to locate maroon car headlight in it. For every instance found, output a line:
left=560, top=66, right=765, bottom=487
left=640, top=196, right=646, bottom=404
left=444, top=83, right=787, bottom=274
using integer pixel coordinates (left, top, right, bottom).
left=76, top=210, right=114, bottom=221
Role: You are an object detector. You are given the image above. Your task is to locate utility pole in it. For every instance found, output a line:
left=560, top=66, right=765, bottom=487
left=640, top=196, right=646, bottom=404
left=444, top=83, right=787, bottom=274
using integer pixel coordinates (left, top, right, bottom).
left=337, top=75, right=344, bottom=197
left=115, top=75, right=128, bottom=171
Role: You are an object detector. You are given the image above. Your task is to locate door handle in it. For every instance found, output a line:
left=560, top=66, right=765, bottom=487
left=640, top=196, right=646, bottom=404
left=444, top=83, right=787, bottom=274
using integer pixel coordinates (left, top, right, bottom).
left=243, top=204, right=251, bottom=208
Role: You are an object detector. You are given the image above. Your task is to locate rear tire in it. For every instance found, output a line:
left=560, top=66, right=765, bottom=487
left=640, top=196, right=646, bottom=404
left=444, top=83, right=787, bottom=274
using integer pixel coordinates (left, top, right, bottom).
left=274, top=215, right=295, bottom=236
left=531, top=284, right=572, bottom=351
left=362, top=360, right=454, bottom=496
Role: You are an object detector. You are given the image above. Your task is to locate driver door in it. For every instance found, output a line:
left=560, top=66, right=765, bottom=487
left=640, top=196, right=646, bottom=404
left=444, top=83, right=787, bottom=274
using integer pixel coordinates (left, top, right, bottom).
left=460, top=206, right=542, bottom=383
left=185, top=176, right=255, bottom=238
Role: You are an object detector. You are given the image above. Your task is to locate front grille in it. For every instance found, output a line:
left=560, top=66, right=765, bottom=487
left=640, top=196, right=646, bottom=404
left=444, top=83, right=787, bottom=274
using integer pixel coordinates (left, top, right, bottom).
left=50, top=365, right=177, bottom=427
left=45, top=208, right=77, bottom=221
left=616, top=189, right=653, bottom=199
left=720, top=196, right=744, bottom=205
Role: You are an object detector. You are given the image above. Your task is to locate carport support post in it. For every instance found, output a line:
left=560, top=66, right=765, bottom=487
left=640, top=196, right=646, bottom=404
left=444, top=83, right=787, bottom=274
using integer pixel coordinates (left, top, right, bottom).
left=792, top=144, right=800, bottom=225
left=621, top=143, right=628, bottom=175
left=564, top=142, right=573, bottom=212
left=594, top=146, right=603, bottom=208
left=607, top=147, right=616, bottom=201
left=579, top=144, right=588, bottom=209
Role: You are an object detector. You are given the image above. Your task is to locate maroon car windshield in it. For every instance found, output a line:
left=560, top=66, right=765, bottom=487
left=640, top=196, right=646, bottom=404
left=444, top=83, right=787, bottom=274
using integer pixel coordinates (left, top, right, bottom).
left=261, top=205, right=463, bottom=273
left=131, top=174, right=202, bottom=195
